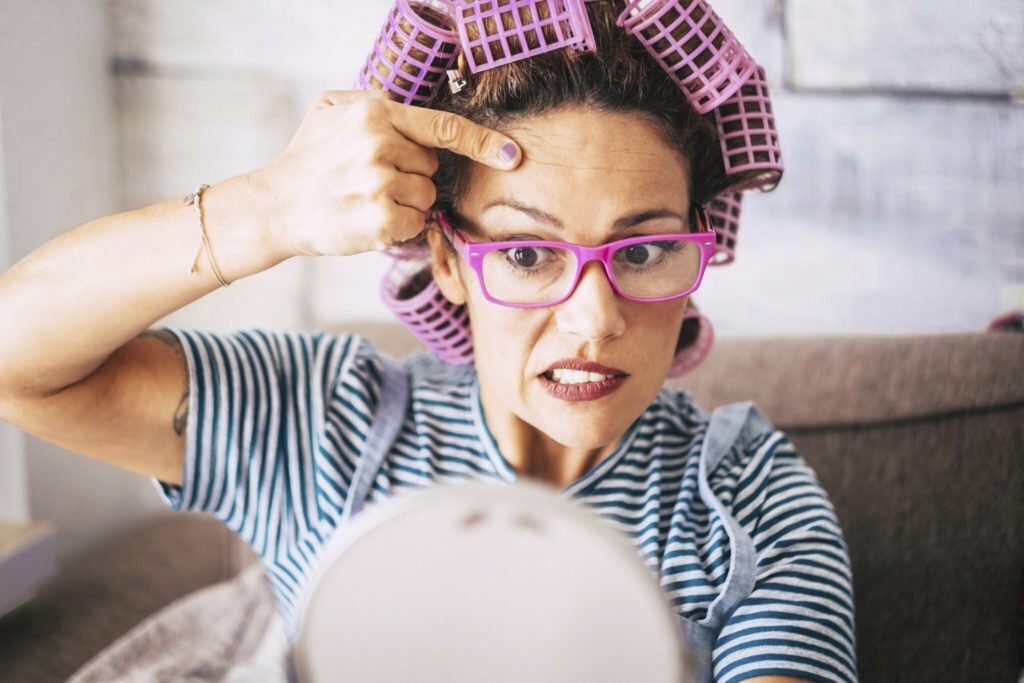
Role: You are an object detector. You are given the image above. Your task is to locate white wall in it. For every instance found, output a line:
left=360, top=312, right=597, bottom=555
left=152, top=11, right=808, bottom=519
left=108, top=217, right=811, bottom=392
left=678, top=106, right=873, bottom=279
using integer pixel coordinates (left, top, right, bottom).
left=108, top=0, right=1023, bottom=336
left=0, top=1, right=168, bottom=560
left=110, top=0, right=396, bottom=333
left=0, top=100, right=28, bottom=520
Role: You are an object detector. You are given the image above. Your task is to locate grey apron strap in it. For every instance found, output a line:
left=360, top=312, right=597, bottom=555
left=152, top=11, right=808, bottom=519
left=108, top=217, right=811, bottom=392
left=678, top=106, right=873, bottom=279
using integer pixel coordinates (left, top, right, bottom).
left=681, top=401, right=773, bottom=682
left=342, top=355, right=410, bottom=521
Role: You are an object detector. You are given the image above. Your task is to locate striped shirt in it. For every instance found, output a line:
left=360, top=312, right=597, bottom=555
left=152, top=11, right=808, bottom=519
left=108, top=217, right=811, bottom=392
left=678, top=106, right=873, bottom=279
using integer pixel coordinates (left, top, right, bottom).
left=154, top=328, right=857, bottom=683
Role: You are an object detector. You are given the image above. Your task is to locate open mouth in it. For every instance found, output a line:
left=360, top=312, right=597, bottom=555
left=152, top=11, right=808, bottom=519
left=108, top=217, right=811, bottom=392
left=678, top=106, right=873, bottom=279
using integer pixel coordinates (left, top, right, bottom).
left=541, top=368, right=623, bottom=385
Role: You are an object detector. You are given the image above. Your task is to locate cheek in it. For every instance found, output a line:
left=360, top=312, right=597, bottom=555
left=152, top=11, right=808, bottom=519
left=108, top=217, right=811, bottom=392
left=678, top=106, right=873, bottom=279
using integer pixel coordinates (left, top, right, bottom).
left=464, top=290, right=548, bottom=362
left=631, top=300, right=687, bottom=357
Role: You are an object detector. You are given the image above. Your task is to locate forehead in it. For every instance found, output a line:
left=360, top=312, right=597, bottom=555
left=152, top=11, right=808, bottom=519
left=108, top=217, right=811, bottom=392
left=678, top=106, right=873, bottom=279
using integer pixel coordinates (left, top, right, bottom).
left=459, top=108, right=690, bottom=222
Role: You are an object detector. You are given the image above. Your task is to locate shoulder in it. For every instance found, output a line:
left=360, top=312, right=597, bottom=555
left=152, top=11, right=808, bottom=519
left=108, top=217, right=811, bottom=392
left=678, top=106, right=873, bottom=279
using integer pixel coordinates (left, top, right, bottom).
left=400, top=350, right=476, bottom=385
left=649, top=388, right=809, bottom=497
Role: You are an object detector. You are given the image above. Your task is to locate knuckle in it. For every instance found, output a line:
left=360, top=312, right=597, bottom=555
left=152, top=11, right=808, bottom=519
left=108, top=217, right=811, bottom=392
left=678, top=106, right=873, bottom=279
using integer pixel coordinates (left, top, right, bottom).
left=468, top=128, right=491, bottom=160
left=388, top=204, right=419, bottom=234
left=424, top=148, right=440, bottom=175
left=367, top=164, right=393, bottom=192
left=368, top=142, right=390, bottom=165
left=369, top=200, right=392, bottom=227
left=351, top=97, right=382, bottom=126
left=432, top=112, right=461, bottom=147
left=421, top=179, right=438, bottom=207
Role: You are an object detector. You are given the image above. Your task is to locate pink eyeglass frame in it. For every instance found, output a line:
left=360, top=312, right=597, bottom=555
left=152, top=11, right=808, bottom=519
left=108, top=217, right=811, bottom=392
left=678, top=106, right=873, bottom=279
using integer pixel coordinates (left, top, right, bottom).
left=434, top=205, right=718, bottom=309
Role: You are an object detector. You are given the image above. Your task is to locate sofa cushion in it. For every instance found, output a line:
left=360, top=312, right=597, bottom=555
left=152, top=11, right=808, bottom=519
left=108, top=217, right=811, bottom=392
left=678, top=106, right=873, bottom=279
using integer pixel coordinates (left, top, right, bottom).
left=681, top=331, right=1024, bottom=683
left=678, top=332, right=1024, bottom=427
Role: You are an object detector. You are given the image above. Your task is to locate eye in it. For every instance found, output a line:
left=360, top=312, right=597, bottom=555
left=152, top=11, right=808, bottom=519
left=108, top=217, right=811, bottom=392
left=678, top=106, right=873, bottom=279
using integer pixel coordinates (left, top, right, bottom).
left=614, top=240, right=684, bottom=268
left=503, top=246, right=549, bottom=268
left=620, top=243, right=662, bottom=265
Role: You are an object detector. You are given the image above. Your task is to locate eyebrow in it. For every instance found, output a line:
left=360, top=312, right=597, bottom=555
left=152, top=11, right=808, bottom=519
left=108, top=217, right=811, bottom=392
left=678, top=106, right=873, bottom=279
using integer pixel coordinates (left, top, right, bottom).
left=481, top=199, right=686, bottom=231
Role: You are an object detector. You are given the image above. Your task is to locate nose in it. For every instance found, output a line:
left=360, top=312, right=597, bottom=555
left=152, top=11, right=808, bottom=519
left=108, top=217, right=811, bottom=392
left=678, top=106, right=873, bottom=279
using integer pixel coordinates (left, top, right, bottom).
left=554, top=261, right=626, bottom=343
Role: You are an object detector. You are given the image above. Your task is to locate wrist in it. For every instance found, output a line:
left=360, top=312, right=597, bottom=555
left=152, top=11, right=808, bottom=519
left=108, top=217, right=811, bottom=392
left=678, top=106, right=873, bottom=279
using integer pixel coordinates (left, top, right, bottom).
left=200, top=172, right=292, bottom=281
left=240, top=166, right=295, bottom=263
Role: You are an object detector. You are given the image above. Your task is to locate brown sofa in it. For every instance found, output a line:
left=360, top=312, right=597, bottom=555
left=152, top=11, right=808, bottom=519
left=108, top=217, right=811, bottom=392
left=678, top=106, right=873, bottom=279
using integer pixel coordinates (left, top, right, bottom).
left=1, top=327, right=1021, bottom=682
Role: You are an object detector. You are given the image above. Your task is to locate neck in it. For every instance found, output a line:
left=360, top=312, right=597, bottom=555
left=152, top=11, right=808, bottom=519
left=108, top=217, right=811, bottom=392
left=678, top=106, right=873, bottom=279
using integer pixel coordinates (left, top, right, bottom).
left=477, top=380, right=617, bottom=489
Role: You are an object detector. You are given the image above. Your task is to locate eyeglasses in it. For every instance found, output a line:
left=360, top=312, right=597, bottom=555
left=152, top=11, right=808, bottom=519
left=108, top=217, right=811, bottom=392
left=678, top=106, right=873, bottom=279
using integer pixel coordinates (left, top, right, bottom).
left=434, top=206, right=717, bottom=308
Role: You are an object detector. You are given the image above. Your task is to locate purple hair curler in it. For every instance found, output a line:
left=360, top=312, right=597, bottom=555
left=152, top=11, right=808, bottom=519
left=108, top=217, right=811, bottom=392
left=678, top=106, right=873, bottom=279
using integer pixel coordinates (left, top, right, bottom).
left=715, top=64, right=783, bottom=192
left=453, top=0, right=597, bottom=73
left=706, top=191, right=742, bottom=266
left=616, top=0, right=756, bottom=115
left=355, top=0, right=461, bottom=105
left=667, top=301, right=714, bottom=378
left=380, top=257, right=475, bottom=365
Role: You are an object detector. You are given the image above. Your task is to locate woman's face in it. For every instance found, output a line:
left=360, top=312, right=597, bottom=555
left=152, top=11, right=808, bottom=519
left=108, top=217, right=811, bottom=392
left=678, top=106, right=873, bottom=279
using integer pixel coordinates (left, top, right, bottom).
left=428, top=107, right=692, bottom=457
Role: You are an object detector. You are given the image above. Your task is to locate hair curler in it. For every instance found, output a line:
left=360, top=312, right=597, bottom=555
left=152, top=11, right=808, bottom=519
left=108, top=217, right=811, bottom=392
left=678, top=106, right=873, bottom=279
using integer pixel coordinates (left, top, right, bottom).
left=355, top=0, right=461, bottom=105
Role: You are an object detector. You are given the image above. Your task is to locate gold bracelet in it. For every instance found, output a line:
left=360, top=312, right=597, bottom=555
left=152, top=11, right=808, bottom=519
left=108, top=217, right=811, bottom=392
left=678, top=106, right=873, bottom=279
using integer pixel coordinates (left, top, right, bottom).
left=183, top=184, right=230, bottom=287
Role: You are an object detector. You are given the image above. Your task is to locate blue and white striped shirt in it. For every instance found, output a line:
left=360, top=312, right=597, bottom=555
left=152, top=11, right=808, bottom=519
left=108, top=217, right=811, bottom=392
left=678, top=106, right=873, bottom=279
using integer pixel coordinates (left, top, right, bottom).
left=154, top=328, right=856, bottom=683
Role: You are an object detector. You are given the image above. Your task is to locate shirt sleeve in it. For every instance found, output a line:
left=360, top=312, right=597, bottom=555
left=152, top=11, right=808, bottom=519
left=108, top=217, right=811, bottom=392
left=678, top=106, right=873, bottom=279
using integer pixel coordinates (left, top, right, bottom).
left=711, top=429, right=858, bottom=683
left=150, top=328, right=384, bottom=557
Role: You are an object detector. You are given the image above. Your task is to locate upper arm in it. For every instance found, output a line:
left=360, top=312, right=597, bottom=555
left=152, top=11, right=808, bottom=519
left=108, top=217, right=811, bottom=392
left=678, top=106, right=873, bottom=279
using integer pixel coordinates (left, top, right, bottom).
left=0, top=329, right=189, bottom=484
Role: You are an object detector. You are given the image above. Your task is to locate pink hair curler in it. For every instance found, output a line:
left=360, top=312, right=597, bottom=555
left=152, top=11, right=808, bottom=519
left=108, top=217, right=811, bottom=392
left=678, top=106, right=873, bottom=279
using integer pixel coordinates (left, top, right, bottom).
left=706, top=190, right=742, bottom=266
left=380, top=257, right=475, bottom=365
left=453, top=0, right=597, bottom=73
left=355, top=0, right=461, bottom=105
left=616, top=0, right=756, bottom=115
left=715, top=64, right=783, bottom=192
left=667, top=301, right=714, bottom=378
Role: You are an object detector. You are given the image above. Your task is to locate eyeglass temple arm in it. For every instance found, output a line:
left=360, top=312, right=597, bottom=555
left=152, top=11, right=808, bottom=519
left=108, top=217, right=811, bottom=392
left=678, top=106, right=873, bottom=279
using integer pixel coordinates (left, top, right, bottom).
left=433, top=210, right=469, bottom=258
left=692, top=203, right=711, bottom=233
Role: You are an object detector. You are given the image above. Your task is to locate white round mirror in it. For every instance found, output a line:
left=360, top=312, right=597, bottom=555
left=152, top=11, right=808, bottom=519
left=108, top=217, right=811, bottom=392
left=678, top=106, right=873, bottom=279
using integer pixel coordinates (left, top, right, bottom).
left=291, top=480, right=694, bottom=682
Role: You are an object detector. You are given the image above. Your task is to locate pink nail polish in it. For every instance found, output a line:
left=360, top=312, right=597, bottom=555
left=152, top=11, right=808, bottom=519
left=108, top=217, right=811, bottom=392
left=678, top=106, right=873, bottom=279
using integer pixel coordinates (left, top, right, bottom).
left=499, top=142, right=518, bottom=163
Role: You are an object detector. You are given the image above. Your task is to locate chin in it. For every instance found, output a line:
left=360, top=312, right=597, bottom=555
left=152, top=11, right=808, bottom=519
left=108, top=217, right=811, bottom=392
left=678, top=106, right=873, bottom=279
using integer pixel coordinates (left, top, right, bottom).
left=540, top=417, right=623, bottom=451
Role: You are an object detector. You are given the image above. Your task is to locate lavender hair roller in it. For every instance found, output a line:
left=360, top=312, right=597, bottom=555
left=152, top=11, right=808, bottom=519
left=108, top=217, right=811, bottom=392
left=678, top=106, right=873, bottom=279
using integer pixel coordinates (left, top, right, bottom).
left=706, top=191, right=742, bottom=266
left=453, top=0, right=597, bottom=73
left=616, top=0, right=756, bottom=115
left=355, top=0, right=461, bottom=105
left=715, top=64, right=783, bottom=192
left=667, top=302, right=714, bottom=378
left=380, top=258, right=475, bottom=365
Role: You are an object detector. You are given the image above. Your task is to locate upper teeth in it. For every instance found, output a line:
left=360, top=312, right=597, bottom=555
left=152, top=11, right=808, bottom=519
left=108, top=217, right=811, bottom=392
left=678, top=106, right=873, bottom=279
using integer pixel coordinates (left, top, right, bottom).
left=549, top=368, right=613, bottom=384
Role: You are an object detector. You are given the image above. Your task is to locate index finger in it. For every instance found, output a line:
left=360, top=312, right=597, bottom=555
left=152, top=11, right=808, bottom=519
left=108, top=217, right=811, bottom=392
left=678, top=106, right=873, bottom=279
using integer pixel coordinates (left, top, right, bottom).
left=385, top=102, right=522, bottom=171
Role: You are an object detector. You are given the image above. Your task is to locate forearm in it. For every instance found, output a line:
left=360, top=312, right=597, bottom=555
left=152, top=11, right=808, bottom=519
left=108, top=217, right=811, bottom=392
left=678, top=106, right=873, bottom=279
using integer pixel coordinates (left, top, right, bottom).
left=0, top=171, right=285, bottom=399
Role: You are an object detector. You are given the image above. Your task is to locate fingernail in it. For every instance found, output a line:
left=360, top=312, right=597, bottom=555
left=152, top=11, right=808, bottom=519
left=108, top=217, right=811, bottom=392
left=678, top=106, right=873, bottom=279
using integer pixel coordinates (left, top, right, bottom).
left=499, top=142, right=518, bottom=164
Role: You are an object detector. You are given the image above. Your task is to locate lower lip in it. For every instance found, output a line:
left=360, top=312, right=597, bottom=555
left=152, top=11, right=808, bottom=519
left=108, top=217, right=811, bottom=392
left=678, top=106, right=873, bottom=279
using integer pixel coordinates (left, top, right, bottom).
left=538, top=374, right=626, bottom=402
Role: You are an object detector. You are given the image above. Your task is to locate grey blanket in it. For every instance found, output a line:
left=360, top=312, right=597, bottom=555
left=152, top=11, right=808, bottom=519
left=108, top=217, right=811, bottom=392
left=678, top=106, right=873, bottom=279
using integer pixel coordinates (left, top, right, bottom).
left=68, top=563, right=287, bottom=682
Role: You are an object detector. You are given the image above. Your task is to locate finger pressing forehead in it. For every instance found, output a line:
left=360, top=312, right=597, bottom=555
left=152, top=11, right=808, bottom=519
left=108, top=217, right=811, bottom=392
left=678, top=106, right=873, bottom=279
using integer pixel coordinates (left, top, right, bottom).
left=385, top=102, right=522, bottom=171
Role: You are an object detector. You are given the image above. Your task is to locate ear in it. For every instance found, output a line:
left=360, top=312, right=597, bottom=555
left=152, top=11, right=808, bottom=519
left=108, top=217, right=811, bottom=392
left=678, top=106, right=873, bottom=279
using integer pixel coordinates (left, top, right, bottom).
left=425, top=224, right=468, bottom=306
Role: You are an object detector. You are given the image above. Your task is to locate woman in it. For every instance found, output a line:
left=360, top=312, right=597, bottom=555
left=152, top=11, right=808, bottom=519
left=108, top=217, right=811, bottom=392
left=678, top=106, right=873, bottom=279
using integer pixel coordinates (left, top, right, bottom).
left=0, top=1, right=855, bottom=681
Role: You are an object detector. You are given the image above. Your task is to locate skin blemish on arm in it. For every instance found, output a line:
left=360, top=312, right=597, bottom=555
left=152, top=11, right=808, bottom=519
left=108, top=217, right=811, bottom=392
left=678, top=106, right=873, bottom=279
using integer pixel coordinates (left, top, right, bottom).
left=139, top=329, right=190, bottom=437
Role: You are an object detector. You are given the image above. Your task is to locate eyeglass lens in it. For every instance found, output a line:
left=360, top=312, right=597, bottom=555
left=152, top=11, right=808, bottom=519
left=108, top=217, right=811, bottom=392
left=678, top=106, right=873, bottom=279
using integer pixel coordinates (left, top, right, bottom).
left=480, top=238, right=702, bottom=305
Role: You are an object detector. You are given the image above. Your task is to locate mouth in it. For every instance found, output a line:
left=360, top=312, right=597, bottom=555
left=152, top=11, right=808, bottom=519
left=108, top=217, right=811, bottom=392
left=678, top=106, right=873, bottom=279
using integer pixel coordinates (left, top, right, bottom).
left=538, top=359, right=628, bottom=402
left=541, top=368, right=623, bottom=384
left=540, top=359, right=628, bottom=384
